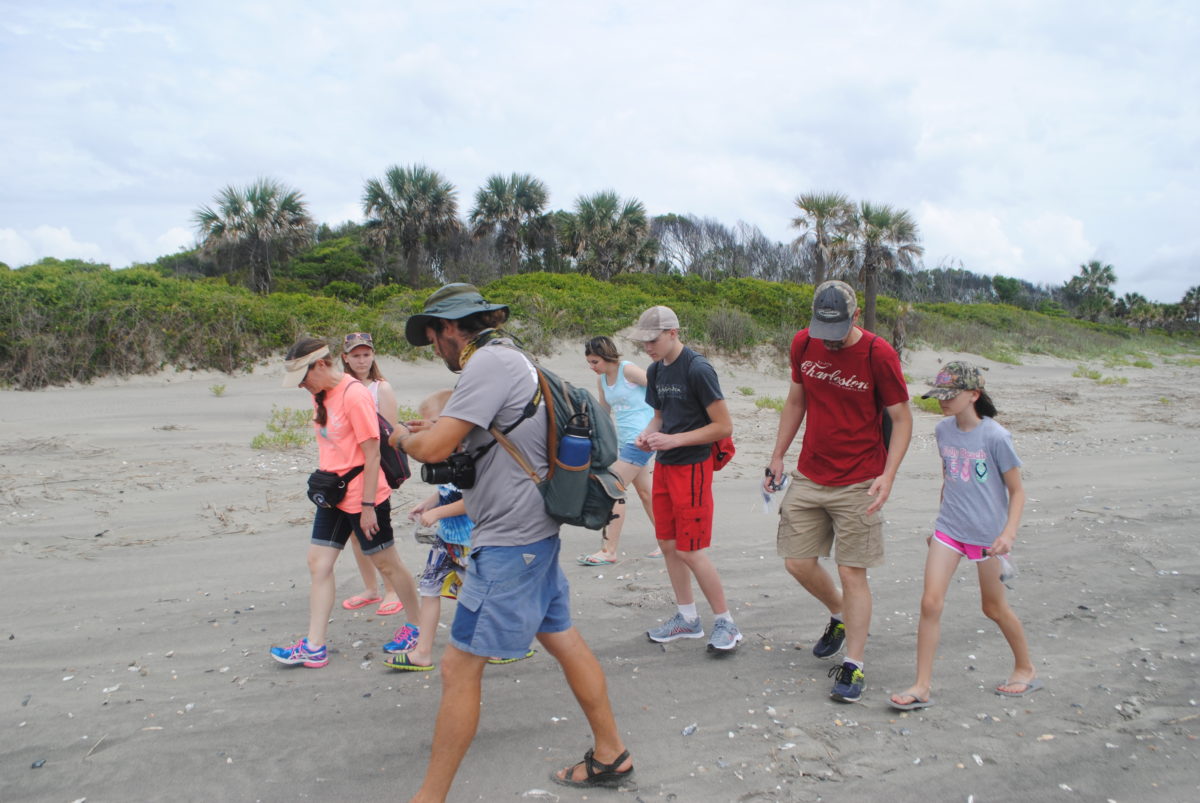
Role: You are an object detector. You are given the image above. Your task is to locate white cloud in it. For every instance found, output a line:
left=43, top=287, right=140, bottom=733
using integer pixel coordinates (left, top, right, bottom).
left=1, top=1, right=1197, bottom=301
left=0, top=225, right=103, bottom=267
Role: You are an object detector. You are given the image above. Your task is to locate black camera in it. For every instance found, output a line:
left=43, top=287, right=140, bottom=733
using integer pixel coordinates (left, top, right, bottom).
left=420, top=452, right=476, bottom=489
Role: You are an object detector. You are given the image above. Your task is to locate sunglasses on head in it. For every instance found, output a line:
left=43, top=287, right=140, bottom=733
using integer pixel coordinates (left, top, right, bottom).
left=344, top=332, right=373, bottom=345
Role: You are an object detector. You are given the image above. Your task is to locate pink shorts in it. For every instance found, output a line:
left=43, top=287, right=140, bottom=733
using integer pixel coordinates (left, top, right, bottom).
left=933, top=530, right=988, bottom=562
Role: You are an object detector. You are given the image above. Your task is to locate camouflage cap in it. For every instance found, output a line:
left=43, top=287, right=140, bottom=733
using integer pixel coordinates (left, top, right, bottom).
left=922, top=361, right=986, bottom=399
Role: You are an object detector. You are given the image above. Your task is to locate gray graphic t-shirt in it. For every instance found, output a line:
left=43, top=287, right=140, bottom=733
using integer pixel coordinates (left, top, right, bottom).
left=934, top=417, right=1022, bottom=546
left=441, top=341, right=558, bottom=548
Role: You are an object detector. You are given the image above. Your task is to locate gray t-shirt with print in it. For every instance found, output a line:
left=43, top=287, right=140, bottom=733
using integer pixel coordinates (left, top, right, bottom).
left=440, top=339, right=559, bottom=548
left=933, top=416, right=1023, bottom=546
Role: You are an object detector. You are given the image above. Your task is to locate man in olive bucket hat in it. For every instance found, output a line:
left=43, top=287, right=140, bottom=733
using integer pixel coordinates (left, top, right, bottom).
left=393, top=284, right=633, bottom=799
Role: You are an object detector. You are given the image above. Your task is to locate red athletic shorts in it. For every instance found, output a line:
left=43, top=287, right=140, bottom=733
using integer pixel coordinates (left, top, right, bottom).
left=652, top=458, right=714, bottom=552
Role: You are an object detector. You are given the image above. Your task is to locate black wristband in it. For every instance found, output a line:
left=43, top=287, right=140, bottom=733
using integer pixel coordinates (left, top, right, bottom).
left=361, top=502, right=375, bottom=507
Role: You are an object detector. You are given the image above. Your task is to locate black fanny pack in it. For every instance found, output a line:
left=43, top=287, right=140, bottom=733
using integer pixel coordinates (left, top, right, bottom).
left=306, top=466, right=364, bottom=508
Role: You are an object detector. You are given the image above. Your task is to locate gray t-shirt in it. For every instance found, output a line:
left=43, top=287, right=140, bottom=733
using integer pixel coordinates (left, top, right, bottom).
left=934, top=417, right=1023, bottom=546
left=441, top=340, right=559, bottom=548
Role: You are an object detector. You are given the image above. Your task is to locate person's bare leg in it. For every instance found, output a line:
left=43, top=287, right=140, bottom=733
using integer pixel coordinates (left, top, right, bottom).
left=409, top=645, right=488, bottom=803
left=583, top=499, right=624, bottom=563
left=404, top=595, right=441, bottom=666
left=674, top=548, right=728, bottom=614
left=348, top=537, right=382, bottom=600
left=783, top=557, right=844, bottom=614
left=978, top=557, right=1036, bottom=692
left=538, top=627, right=632, bottom=782
left=657, top=539, right=694, bottom=606
left=583, top=459, right=645, bottom=563
left=305, top=545, right=339, bottom=647
left=837, top=565, right=871, bottom=664
left=369, top=547, right=421, bottom=622
left=891, top=543, right=959, bottom=706
left=630, top=463, right=659, bottom=556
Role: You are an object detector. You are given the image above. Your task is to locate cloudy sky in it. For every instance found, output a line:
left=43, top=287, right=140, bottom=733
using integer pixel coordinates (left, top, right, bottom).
left=2, top=1, right=1196, bottom=302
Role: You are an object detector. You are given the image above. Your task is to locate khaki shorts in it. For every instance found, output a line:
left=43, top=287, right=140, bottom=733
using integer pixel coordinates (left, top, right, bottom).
left=775, top=474, right=884, bottom=568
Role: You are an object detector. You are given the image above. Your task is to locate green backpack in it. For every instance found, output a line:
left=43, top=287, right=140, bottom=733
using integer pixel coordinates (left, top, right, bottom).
left=489, top=347, right=625, bottom=530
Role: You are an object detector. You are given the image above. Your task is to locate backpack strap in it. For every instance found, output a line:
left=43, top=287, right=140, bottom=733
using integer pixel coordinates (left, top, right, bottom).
left=474, top=342, right=557, bottom=484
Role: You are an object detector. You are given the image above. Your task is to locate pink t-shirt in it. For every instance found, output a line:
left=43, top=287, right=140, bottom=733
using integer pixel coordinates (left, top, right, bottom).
left=314, top=374, right=389, bottom=513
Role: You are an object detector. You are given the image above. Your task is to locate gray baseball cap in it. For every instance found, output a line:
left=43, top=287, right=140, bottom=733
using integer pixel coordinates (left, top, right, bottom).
left=808, top=280, right=858, bottom=340
left=630, top=306, right=680, bottom=341
left=405, top=283, right=510, bottom=346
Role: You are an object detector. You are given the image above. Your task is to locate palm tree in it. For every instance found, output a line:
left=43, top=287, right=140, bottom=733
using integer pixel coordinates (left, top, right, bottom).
left=559, top=191, right=654, bottom=280
left=468, top=173, right=550, bottom=274
left=1114, top=291, right=1147, bottom=320
left=193, top=178, right=315, bottom=293
left=362, top=164, right=460, bottom=287
left=854, top=201, right=924, bottom=332
left=1070, top=260, right=1117, bottom=322
left=1181, top=285, right=1200, bottom=323
left=790, top=192, right=856, bottom=287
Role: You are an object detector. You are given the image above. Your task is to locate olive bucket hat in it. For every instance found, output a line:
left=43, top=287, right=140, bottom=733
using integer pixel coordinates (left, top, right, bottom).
left=404, top=283, right=510, bottom=346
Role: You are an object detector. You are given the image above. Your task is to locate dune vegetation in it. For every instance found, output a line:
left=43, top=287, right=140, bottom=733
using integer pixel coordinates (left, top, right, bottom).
left=2, top=260, right=1195, bottom=390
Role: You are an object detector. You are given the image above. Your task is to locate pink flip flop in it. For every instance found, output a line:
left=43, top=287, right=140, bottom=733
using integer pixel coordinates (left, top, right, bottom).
left=341, top=594, right=383, bottom=610
left=375, top=600, right=404, bottom=616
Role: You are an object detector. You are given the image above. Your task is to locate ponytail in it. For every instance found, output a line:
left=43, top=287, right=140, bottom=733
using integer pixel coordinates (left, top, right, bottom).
left=975, top=389, right=997, bottom=419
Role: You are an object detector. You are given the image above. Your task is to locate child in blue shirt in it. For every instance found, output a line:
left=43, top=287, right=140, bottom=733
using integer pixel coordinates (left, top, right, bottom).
left=383, top=391, right=533, bottom=671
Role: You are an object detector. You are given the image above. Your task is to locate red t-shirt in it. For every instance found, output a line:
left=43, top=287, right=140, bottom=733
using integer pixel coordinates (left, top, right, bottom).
left=791, top=328, right=908, bottom=487
left=314, top=374, right=389, bottom=513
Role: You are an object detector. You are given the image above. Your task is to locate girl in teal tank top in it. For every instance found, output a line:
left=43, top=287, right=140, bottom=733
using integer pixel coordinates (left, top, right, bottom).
left=580, top=336, right=660, bottom=565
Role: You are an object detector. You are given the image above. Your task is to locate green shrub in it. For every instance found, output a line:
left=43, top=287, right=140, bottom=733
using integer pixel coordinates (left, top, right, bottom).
left=737, top=386, right=756, bottom=396
left=1073, top=365, right=1102, bottom=380
left=755, top=396, right=785, bottom=412
left=209, top=384, right=227, bottom=397
left=1132, top=359, right=1153, bottom=369
left=912, top=396, right=942, bottom=414
left=981, top=345, right=1022, bottom=365
left=702, top=306, right=759, bottom=352
left=1097, top=375, right=1128, bottom=386
left=251, top=405, right=313, bottom=450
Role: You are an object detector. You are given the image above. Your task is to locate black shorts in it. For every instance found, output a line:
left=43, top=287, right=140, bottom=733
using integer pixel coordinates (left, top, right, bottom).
left=310, top=500, right=394, bottom=555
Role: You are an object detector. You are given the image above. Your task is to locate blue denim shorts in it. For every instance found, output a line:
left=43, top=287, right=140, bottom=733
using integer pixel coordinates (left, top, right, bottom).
left=450, top=536, right=571, bottom=660
left=619, top=441, right=654, bottom=467
left=310, top=500, right=394, bottom=555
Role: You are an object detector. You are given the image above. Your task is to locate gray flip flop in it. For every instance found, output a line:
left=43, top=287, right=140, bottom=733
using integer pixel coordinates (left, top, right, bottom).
left=995, top=677, right=1043, bottom=697
left=889, top=695, right=934, bottom=711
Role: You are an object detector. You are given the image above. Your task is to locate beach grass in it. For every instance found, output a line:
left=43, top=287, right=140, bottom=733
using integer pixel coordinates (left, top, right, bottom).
left=251, top=405, right=312, bottom=450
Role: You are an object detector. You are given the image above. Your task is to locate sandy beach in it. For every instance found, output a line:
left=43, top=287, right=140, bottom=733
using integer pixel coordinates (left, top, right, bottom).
left=2, top=343, right=1198, bottom=803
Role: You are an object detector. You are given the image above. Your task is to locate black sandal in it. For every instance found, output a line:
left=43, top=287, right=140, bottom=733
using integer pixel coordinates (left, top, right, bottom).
left=551, top=747, right=634, bottom=788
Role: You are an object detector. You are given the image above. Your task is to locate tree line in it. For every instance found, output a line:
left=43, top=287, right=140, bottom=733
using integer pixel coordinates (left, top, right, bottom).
left=29, top=164, right=1197, bottom=335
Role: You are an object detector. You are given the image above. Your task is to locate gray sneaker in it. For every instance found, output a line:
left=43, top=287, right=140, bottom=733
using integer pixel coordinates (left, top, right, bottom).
left=707, top=618, right=743, bottom=652
left=647, top=612, right=704, bottom=643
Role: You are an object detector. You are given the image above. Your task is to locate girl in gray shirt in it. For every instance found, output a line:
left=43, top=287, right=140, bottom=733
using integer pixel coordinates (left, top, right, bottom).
left=890, top=361, right=1038, bottom=710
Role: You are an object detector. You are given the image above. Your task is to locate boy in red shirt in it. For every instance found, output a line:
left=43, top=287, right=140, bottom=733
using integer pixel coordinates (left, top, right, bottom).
left=764, top=281, right=912, bottom=702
